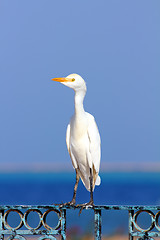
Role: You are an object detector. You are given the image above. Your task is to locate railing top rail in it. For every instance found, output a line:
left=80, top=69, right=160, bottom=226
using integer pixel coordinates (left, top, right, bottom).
left=1, top=205, right=160, bottom=210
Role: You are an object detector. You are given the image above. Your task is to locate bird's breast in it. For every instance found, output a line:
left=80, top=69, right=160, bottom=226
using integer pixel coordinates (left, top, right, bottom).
left=70, top=133, right=89, bottom=167
left=70, top=114, right=88, bottom=139
left=69, top=116, right=89, bottom=163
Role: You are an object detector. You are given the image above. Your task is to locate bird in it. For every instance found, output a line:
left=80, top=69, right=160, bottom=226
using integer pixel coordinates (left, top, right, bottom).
left=52, top=74, right=101, bottom=208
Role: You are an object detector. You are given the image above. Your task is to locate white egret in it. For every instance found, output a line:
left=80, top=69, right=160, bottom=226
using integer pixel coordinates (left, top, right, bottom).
left=52, top=74, right=101, bottom=207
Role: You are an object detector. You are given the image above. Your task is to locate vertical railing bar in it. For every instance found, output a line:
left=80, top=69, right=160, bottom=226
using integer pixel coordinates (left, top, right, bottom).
left=0, top=210, right=4, bottom=240
left=60, top=208, right=66, bottom=240
left=128, top=210, right=134, bottom=240
left=94, top=208, right=102, bottom=240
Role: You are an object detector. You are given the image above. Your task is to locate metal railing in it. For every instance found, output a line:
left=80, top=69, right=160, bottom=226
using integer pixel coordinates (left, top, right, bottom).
left=1, top=205, right=160, bottom=239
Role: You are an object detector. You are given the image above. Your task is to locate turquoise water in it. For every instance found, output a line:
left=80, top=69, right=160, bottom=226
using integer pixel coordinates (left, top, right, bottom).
left=0, top=172, right=160, bottom=235
left=0, top=172, right=160, bottom=205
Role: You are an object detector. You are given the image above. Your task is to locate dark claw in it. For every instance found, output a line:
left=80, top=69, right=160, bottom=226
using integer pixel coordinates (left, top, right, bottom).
left=61, top=200, right=76, bottom=207
left=78, top=201, right=94, bottom=216
left=52, top=202, right=64, bottom=206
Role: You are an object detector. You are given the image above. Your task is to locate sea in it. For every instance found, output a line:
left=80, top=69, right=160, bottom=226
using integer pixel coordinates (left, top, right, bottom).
left=0, top=172, right=160, bottom=236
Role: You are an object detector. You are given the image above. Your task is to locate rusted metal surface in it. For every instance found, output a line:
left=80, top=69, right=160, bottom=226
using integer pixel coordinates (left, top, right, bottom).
left=94, top=208, right=101, bottom=240
left=0, top=205, right=160, bottom=239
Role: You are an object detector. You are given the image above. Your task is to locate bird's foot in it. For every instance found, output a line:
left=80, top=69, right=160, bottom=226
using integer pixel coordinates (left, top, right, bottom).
left=78, top=201, right=94, bottom=215
left=61, top=199, right=76, bottom=207
left=53, top=202, right=64, bottom=207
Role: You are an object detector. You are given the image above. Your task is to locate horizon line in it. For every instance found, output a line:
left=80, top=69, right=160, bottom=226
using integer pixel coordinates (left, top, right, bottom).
left=0, top=161, right=160, bottom=173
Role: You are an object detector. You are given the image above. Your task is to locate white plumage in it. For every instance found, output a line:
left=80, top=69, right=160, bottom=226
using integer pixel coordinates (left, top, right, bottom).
left=52, top=73, right=101, bottom=205
left=66, top=111, right=101, bottom=191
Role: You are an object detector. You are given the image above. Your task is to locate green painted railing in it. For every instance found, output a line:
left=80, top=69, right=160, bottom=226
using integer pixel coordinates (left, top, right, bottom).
left=1, top=205, right=160, bottom=239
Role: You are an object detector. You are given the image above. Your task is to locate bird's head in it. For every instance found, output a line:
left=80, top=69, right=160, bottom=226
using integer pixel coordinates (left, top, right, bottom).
left=52, top=74, right=87, bottom=92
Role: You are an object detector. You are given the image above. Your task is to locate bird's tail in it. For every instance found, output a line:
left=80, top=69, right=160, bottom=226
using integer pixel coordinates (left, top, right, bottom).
left=95, top=175, right=101, bottom=185
left=78, top=167, right=101, bottom=192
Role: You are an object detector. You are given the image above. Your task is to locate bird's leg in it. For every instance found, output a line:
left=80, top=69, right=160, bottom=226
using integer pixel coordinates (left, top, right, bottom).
left=78, top=168, right=94, bottom=214
left=70, top=169, right=80, bottom=205
left=63, top=169, right=80, bottom=206
left=89, top=167, right=94, bottom=205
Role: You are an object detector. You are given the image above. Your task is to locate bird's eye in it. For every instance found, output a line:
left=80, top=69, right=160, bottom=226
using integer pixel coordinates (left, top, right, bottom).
left=72, top=78, right=75, bottom=82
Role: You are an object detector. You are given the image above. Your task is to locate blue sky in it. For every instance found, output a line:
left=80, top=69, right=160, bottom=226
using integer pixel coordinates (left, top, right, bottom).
left=0, top=0, right=159, bottom=169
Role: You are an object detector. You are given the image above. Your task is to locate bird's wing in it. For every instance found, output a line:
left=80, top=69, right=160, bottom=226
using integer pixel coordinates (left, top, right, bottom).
left=66, top=123, right=71, bottom=156
left=66, top=123, right=77, bottom=169
left=87, top=113, right=101, bottom=175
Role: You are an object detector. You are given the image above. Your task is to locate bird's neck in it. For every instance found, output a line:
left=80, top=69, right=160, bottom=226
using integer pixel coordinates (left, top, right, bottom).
left=74, top=90, right=86, bottom=116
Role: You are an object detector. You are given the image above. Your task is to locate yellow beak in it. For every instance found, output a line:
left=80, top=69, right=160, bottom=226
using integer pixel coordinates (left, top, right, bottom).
left=51, top=77, right=74, bottom=82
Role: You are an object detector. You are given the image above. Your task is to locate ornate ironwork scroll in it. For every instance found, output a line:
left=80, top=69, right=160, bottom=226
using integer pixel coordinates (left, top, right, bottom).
left=128, top=207, right=160, bottom=240
left=0, top=206, right=66, bottom=240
